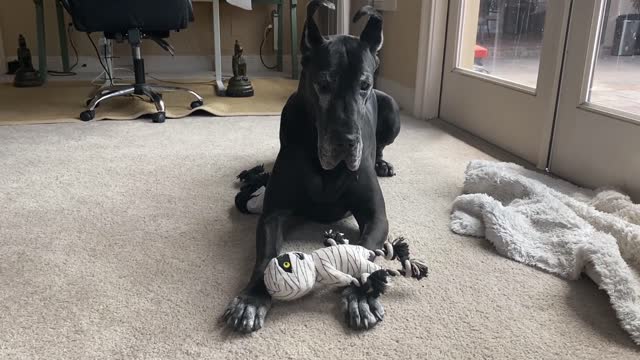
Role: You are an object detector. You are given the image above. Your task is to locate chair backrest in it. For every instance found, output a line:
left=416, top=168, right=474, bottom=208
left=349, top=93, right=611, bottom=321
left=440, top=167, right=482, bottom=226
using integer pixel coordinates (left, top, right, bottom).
left=64, top=0, right=194, bottom=34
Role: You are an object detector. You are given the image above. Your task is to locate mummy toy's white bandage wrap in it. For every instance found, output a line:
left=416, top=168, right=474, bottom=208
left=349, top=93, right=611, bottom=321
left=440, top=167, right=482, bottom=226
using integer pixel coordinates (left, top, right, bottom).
left=312, top=245, right=381, bottom=287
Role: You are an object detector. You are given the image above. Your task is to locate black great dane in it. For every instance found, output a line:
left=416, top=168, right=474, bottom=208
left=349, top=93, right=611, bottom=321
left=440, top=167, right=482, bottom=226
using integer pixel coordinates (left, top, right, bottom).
left=223, top=0, right=401, bottom=332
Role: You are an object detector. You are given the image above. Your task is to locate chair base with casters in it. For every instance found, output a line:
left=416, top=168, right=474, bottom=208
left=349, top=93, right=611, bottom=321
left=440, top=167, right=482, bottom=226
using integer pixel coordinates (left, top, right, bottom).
left=81, top=84, right=204, bottom=123
left=79, top=28, right=204, bottom=123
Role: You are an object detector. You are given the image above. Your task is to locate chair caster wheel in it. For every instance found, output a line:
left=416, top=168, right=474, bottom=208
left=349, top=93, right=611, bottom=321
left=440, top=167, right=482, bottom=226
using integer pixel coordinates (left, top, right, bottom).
left=80, top=110, right=95, bottom=122
left=152, top=112, right=166, bottom=123
left=190, top=100, right=203, bottom=109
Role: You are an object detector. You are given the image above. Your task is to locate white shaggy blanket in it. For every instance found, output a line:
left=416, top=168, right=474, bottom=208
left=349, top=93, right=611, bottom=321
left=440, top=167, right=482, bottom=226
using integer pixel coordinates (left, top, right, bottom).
left=450, top=160, right=640, bottom=345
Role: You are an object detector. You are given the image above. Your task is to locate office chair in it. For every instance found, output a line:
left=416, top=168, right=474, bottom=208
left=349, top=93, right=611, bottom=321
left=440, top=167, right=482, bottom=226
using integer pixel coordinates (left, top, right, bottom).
left=61, top=0, right=204, bottom=123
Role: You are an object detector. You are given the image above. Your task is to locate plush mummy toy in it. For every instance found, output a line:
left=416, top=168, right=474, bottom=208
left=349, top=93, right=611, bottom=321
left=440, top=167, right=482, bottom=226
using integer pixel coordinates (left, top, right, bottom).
left=264, top=231, right=429, bottom=301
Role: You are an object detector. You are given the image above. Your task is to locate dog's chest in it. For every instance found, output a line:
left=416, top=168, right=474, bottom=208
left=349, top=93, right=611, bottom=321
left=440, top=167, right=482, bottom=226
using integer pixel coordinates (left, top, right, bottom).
left=307, top=169, right=356, bottom=204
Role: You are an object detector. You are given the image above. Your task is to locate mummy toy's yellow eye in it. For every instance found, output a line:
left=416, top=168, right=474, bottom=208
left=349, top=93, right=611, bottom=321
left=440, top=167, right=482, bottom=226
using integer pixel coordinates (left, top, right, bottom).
left=277, top=254, right=294, bottom=273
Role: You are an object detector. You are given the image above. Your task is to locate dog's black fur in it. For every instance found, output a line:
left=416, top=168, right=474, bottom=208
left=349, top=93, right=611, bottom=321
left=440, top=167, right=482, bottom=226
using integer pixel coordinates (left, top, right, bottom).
left=223, top=0, right=400, bottom=332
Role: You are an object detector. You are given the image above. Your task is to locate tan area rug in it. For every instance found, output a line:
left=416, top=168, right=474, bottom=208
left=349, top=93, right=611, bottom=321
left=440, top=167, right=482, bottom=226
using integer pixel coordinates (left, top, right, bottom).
left=0, top=77, right=297, bottom=125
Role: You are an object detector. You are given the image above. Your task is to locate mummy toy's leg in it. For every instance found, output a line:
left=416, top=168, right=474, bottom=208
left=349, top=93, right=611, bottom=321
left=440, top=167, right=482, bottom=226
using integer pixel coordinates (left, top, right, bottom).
left=323, top=229, right=349, bottom=247
left=374, top=237, right=429, bottom=280
left=360, top=269, right=398, bottom=297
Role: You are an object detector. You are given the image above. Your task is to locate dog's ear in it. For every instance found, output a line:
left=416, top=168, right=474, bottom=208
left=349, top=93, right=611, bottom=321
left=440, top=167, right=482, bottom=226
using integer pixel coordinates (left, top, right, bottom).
left=353, top=5, right=383, bottom=53
left=301, top=0, right=335, bottom=54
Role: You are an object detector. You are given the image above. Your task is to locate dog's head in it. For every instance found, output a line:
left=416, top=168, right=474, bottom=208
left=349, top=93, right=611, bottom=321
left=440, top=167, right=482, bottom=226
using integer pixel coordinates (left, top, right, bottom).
left=300, top=1, right=383, bottom=172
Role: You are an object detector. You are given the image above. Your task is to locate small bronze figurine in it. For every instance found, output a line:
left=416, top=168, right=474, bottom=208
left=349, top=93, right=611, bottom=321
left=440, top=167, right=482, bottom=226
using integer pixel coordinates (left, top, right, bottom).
left=225, top=40, right=254, bottom=97
left=13, top=34, right=43, bottom=88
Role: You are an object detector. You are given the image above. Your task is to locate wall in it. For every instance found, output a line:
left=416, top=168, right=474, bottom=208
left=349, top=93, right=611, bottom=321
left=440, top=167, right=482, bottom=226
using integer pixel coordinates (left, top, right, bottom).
left=1, top=0, right=424, bottom=93
left=0, top=1, right=309, bottom=62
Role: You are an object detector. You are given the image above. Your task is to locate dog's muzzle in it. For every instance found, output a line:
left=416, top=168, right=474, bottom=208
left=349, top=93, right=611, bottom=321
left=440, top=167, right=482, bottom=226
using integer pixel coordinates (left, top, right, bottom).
left=318, top=135, right=363, bottom=172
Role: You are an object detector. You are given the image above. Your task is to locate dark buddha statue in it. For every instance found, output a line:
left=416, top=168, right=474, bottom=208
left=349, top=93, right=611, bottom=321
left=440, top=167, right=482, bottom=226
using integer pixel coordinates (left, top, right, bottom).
left=226, top=40, right=254, bottom=97
left=14, top=34, right=43, bottom=87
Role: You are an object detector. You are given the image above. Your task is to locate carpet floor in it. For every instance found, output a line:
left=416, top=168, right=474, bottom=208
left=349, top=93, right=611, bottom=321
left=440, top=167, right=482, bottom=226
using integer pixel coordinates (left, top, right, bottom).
left=0, top=116, right=638, bottom=359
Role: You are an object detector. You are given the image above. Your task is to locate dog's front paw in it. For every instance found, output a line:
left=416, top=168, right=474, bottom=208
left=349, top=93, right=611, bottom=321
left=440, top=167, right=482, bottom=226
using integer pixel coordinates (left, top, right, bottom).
left=375, top=159, right=396, bottom=177
left=222, top=290, right=272, bottom=333
left=341, top=285, right=385, bottom=330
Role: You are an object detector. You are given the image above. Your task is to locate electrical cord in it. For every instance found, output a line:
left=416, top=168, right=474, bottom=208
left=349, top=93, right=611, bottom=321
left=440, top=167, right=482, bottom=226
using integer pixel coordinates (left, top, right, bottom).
left=92, top=66, right=220, bottom=85
left=47, top=70, right=76, bottom=76
left=84, top=36, right=222, bottom=86
left=146, top=74, right=217, bottom=85
left=47, top=23, right=79, bottom=76
left=87, top=33, right=113, bottom=85
left=260, top=25, right=278, bottom=70
left=67, top=23, right=80, bottom=71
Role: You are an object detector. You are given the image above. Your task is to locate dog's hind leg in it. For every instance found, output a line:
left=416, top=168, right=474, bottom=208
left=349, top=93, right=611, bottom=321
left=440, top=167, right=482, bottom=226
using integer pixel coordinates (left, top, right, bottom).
left=374, top=89, right=400, bottom=177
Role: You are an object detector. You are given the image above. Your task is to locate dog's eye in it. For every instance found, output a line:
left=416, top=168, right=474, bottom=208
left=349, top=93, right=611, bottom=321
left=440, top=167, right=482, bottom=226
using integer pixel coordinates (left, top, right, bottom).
left=360, top=80, right=371, bottom=92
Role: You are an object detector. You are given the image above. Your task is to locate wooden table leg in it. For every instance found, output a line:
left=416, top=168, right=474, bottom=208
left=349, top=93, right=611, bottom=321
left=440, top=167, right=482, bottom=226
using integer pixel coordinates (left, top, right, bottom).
left=277, top=2, right=283, bottom=72
left=212, top=0, right=226, bottom=95
left=290, top=0, right=298, bottom=79
left=55, top=0, right=71, bottom=72
left=34, top=0, right=47, bottom=82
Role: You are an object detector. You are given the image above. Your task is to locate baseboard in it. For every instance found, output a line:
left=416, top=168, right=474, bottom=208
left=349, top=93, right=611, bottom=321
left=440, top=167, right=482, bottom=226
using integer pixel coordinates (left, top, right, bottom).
left=375, top=77, right=415, bottom=113
left=8, top=55, right=302, bottom=79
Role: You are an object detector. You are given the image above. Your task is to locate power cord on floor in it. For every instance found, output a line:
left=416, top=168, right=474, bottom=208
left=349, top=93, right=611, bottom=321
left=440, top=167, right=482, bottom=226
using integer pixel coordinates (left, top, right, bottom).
left=47, top=23, right=80, bottom=76
left=260, top=24, right=278, bottom=70
left=88, top=66, right=223, bottom=86
left=146, top=74, right=218, bottom=85
left=87, top=33, right=113, bottom=85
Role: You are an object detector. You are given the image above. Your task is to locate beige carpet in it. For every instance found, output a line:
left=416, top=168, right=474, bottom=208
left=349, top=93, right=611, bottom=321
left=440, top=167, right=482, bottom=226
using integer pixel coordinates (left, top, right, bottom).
left=0, top=78, right=296, bottom=125
left=0, top=116, right=638, bottom=359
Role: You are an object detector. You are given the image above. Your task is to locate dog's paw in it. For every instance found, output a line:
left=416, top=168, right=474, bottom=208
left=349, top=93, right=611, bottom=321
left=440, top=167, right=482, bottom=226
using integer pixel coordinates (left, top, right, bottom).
left=222, top=291, right=272, bottom=333
left=375, top=159, right=396, bottom=177
left=323, top=229, right=349, bottom=246
left=341, top=285, right=385, bottom=330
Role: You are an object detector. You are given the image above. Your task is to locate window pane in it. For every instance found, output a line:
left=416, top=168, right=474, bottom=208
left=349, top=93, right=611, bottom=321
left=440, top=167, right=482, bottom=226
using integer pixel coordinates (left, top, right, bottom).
left=589, top=0, right=640, bottom=115
left=458, top=0, right=547, bottom=88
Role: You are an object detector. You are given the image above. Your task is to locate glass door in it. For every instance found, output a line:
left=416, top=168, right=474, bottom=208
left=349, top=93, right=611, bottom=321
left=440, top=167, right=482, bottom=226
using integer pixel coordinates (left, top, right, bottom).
left=550, top=0, right=640, bottom=199
left=440, top=0, right=571, bottom=166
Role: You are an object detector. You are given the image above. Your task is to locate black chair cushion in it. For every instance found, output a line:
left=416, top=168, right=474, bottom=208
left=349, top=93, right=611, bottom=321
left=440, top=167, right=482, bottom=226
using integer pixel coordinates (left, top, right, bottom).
left=66, top=0, right=194, bottom=33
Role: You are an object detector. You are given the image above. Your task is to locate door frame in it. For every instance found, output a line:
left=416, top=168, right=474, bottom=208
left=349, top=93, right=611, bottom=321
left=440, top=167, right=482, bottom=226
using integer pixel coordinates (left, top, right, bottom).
left=336, top=0, right=351, bottom=35
left=414, top=0, right=450, bottom=120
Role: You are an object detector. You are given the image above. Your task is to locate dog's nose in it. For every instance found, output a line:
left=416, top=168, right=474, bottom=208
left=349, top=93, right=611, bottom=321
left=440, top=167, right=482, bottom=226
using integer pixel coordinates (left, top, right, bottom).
left=335, top=134, right=359, bottom=150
